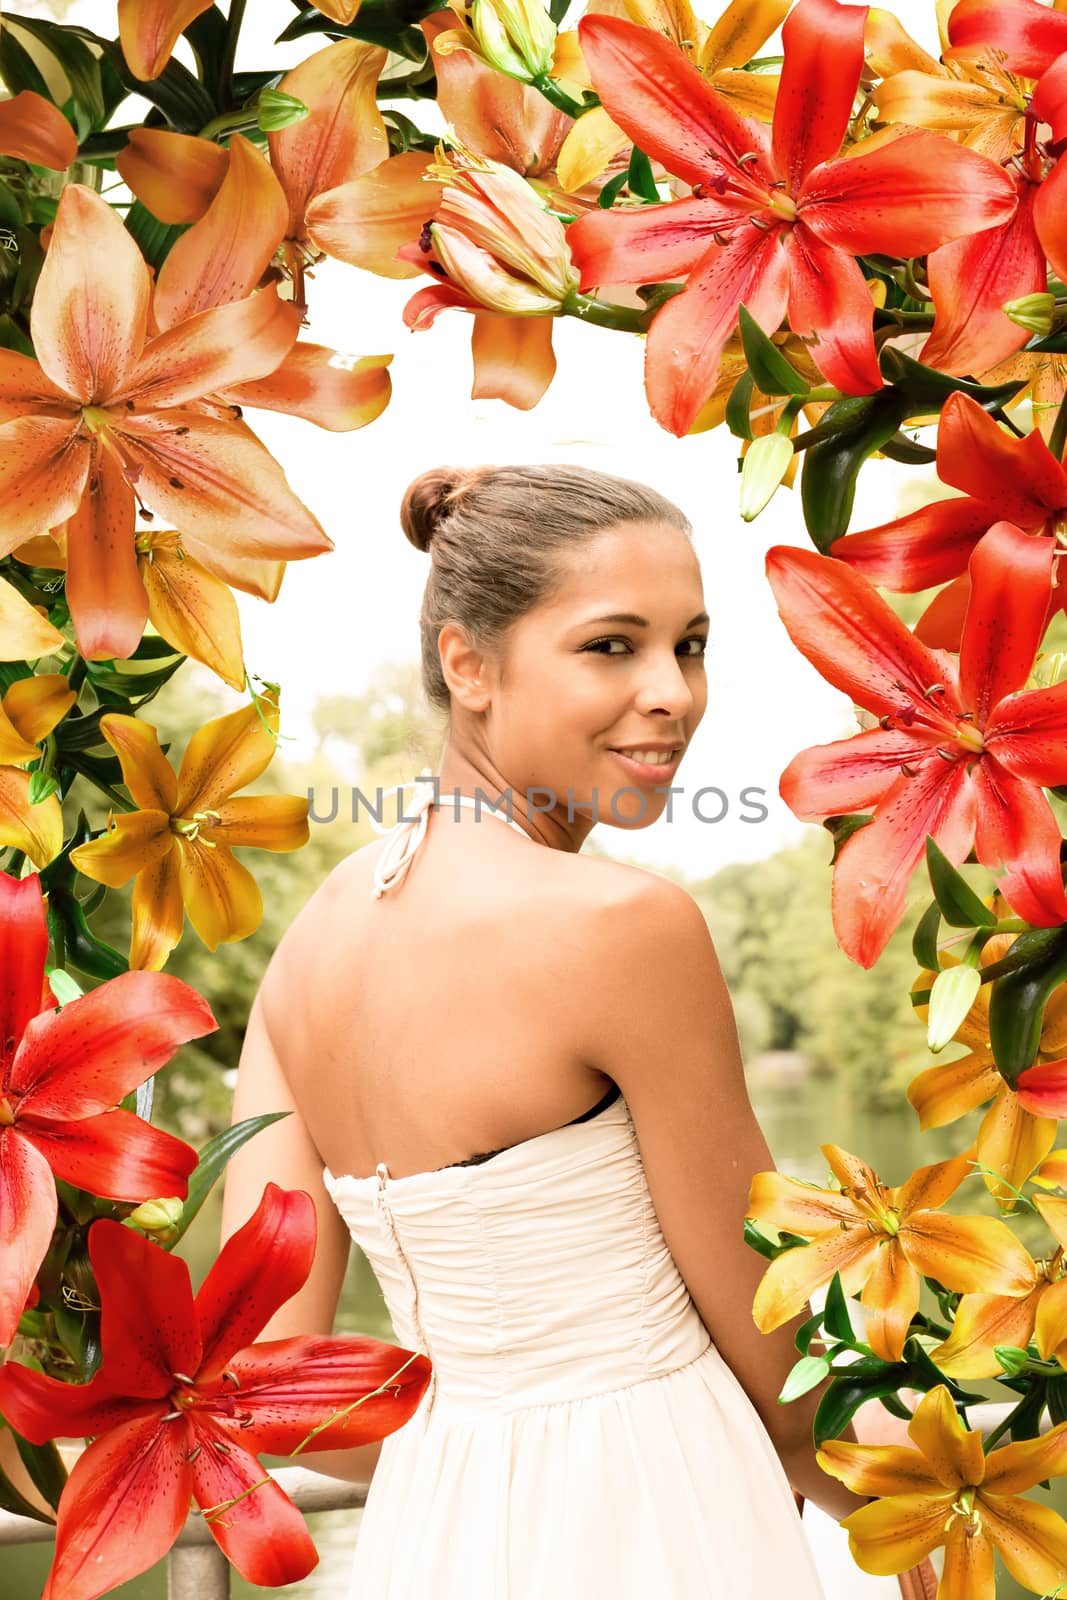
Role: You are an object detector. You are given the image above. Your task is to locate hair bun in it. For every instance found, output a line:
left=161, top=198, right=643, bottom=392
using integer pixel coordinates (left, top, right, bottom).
left=400, top=467, right=485, bottom=552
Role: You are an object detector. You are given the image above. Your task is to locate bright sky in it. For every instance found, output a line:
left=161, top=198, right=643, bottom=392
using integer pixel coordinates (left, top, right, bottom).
left=32, top=0, right=944, bottom=876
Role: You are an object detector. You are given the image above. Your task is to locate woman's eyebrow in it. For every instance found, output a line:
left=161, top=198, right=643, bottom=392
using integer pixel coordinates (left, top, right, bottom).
left=579, top=611, right=710, bottom=628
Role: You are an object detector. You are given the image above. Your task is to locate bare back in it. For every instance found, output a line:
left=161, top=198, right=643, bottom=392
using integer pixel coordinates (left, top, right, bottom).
left=266, top=810, right=648, bottom=1181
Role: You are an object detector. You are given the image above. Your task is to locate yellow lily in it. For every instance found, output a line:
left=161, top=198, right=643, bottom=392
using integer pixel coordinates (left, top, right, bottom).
left=0, top=181, right=330, bottom=663
left=818, top=1383, right=1067, bottom=1599
left=974, top=350, right=1067, bottom=447
left=0, top=673, right=75, bottom=869
left=554, top=0, right=790, bottom=192
left=747, top=1142, right=1036, bottom=1363
left=117, top=0, right=364, bottom=80
left=908, top=914, right=1067, bottom=1212
left=927, top=1193, right=1067, bottom=1379
left=867, top=3, right=1029, bottom=164
left=67, top=690, right=308, bottom=972
left=12, top=526, right=246, bottom=693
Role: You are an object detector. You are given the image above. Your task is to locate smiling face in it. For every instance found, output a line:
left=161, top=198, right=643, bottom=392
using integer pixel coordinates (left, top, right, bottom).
left=438, top=518, right=709, bottom=840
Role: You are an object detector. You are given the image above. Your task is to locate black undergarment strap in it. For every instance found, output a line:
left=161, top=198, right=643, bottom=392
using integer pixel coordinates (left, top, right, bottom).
left=436, top=1081, right=622, bottom=1171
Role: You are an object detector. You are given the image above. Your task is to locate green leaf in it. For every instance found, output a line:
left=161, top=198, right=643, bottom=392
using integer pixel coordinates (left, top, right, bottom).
left=597, top=167, right=630, bottom=209
left=800, top=389, right=910, bottom=549
left=878, top=430, right=937, bottom=465
left=124, top=199, right=189, bottom=272
left=912, top=900, right=941, bottom=972
left=925, top=836, right=998, bottom=928
left=737, top=304, right=808, bottom=396
left=1047, top=1375, right=1067, bottom=1426
left=0, top=1428, right=56, bottom=1525
left=0, top=313, right=36, bottom=358
left=724, top=368, right=754, bottom=440
left=780, top=1354, right=831, bottom=1403
left=0, top=24, right=53, bottom=98
left=878, top=345, right=1025, bottom=414
left=793, top=1308, right=824, bottom=1356
left=165, top=1112, right=292, bottom=1249
left=626, top=144, right=660, bottom=203
left=743, top=1217, right=779, bottom=1260
left=811, top=1363, right=935, bottom=1446
left=822, top=1271, right=854, bottom=1343
left=12, top=1434, right=67, bottom=1513
left=822, top=812, right=873, bottom=864
left=4, top=15, right=104, bottom=131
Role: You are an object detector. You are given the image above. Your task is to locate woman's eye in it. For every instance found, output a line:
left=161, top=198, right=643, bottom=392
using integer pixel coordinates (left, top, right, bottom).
left=583, top=637, right=708, bottom=657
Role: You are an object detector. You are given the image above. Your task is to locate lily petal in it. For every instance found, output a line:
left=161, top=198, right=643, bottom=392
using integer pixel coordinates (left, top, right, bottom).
left=12, top=969, right=216, bottom=1117
left=948, top=0, right=1067, bottom=78
left=42, top=1412, right=192, bottom=1600
left=152, top=136, right=289, bottom=327
left=986, top=681, right=1067, bottom=785
left=906, top=1052, right=1003, bottom=1131
left=0, top=768, right=65, bottom=868
left=0, top=577, right=67, bottom=660
left=0, top=871, right=50, bottom=1083
left=901, top=1209, right=1037, bottom=1296
left=188, top=1413, right=317, bottom=1586
left=176, top=839, right=263, bottom=950
left=202, top=795, right=309, bottom=852
left=130, top=842, right=186, bottom=973
left=829, top=497, right=995, bottom=591
left=305, top=153, right=442, bottom=280
left=751, top=1224, right=884, bottom=1330
left=975, top=1489, right=1067, bottom=1595
left=138, top=534, right=246, bottom=693
left=829, top=757, right=977, bottom=968
left=67, top=809, right=173, bottom=889
left=1034, top=1272, right=1067, bottom=1362
left=222, top=1333, right=432, bottom=1453
left=218, top=345, right=392, bottom=433
left=555, top=105, right=630, bottom=192
left=195, top=1183, right=315, bottom=1381
left=270, top=39, right=390, bottom=232
left=0, top=91, right=76, bottom=169
left=747, top=1169, right=864, bottom=1232
left=797, top=129, right=1018, bottom=257
left=814, top=1439, right=946, bottom=1499
left=784, top=223, right=881, bottom=394
left=64, top=441, right=145, bottom=663
left=644, top=225, right=789, bottom=437
left=111, top=411, right=332, bottom=562
left=974, top=1085, right=1058, bottom=1208
left=21, top=1108, right=197, bottom=1200
left=836, top=1490, right=959, bottom=1572
left=960, top=520, right=1055, bottom=724
left=98, top=712, right=178, bottom=812
left=860, top=1237, right=923, bottom=1362
left=118, top=285, right=302, bottom=409
left=972, top=759, right=1067, bottom=927
left=982, top=1418, right=1067, bottom=1495
left=175, top=694, right=280, bottom=814
left=0, top=417, right=91, bottom=557
left=940, top=392, right=1067, bottom=516
left=764, top=543, right=963, bottom=722
left=470, top=313, right=556, bottom=409
left=1014, top=1057, right=1067, bottom=1118
left=117, top=0, right=215, bottom=80
left=1034, top=142, right=1067, bottom=286
left=115, top=128, right=228, bottom=224
left=928, top=1285, right=1042, bottom=1378
left=0, top=1128, right=57, bottom=1346
left=32, top=184, right=150, bottom=404
left=576, top=14, right=774, bottom=188
left=771, top=0, right=867, bottom=195
left=776, top=727, right=944, bottom=821
left=702, top=0, right=791, bottom=72
left=937, top=1514, right=997, bottom=1599
left=569, top=196, right=750, bottom=290
left=921, top=186, right=1044, bottom=376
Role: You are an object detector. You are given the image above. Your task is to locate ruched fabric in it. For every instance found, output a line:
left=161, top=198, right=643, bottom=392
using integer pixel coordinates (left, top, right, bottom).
left=322, top=1091, right=828, bottom=1598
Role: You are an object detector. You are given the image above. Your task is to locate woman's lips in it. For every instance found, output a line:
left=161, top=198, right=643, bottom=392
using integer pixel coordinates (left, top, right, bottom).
left=607, top=749, right=681, bottom=784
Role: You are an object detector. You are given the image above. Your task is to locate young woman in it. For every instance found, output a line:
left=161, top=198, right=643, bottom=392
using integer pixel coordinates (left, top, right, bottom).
left=219, top=464, right=902, bottom=1598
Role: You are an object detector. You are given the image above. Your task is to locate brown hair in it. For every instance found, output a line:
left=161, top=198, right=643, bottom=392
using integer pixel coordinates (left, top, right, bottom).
left=399, top=464, right=693, bottom=716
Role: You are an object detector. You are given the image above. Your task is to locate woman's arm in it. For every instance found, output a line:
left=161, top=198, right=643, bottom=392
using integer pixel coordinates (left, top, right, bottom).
left=219, top=976, right=382, bottom=1484
left=573, top=874, right=875, bottom=1523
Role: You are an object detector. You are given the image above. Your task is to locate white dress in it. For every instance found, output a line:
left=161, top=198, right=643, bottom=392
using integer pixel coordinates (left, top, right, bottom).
left=321, top=777, right=830, bottom=1598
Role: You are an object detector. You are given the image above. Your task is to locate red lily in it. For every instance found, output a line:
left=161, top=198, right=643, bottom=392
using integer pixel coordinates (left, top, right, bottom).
left=948, top=0, right=1067, bottom=79
left=566, top=0, right=1017, bottom=436
left=0, top=871, right=212, bottom=1347
left=830, top=392, right=1067, bottom=651
left=0, top=1184, right=432, bottom=1599
left=765, top=520, right=1067, bottom=969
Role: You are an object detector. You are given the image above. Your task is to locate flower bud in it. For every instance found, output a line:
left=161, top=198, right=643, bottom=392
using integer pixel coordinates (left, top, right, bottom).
left=123, top=1196, right=184, bottom=1242
left=993, top=1344, right=1029, bottom=1377
left=739, top=432, right=795, bottom=522
left=1002, top=292, right=1056, bottom=337
left=926, top=964, right=982, bottom=1053
left=256, top=90, right=310, bottom=133
left=469, top=0, right=557, bottom=81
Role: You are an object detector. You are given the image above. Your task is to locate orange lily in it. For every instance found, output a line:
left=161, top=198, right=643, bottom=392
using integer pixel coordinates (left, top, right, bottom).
left=0, top=673, right=75, bottom=869
left=747, top=1140, right=1036, bottom=1363
left=818, top=1383, right=1067, bottom=1598
left=908, top=916, right=1067, bottom=1212
left=978, top=349, right=1067, bottom=449
left=0, top=90, right=77, bottom=169
left=554, top=0, right=789, bottom=193
left=925, top=1192, right=1067, bottom=1379
left=67, top=689, right=308, bottom=972
left=117, top=0, right=363, bottom=80
left=0, top=182, right=331, bottom=663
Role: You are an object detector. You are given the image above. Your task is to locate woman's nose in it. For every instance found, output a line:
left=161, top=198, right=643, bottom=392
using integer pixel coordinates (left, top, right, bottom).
left=634, top=654, right=696, bottom=715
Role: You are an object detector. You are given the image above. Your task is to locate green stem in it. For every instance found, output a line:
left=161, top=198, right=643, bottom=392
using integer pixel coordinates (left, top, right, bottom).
left=561, top=291, right=649, bottom=333
left=60, top=753, right=139, bottom=815
left=218, top=0, right=247, bottom=106
left=982, top=1390, right=1038, bottom=1453
left=197, top=107, right=259, bottom=141
left=530, top=72, right=598, bottom=119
